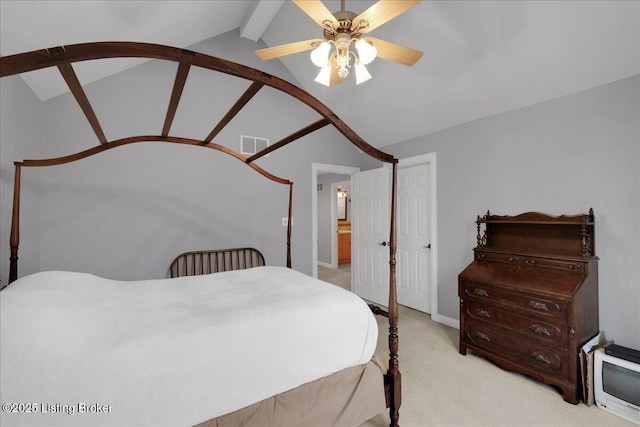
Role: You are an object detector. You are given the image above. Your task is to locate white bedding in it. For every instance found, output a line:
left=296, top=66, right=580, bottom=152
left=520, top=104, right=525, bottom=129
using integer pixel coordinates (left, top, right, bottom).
left=0, top=266, right=378, bottom=426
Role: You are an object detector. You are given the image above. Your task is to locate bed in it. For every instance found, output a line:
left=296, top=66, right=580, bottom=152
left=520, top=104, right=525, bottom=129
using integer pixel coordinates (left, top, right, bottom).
left=1, top=267, right=385, bottom=426
left=0, top=42, right=402, bottom=426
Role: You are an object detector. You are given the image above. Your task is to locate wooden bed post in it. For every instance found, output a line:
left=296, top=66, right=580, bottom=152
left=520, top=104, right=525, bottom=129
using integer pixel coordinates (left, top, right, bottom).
left=286, top=182, right=293, bottom=268
left=388, top=161, right=401, bottom=427
left=9, top=162, right=22, bottom=284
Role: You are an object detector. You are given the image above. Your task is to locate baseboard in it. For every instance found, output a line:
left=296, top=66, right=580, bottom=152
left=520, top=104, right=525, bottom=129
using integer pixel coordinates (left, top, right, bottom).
left=431, top=313, right=460, bottom=330
left=317, top=261, right=334, bottom=269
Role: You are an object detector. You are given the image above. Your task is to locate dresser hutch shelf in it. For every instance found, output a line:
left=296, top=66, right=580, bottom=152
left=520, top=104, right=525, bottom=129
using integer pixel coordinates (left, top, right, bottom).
left=458, top=209, right=599, bottom=403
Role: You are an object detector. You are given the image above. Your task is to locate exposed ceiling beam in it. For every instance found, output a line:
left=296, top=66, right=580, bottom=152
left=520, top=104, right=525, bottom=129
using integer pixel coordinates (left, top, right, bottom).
left=240, top=0, right=284, bottom=42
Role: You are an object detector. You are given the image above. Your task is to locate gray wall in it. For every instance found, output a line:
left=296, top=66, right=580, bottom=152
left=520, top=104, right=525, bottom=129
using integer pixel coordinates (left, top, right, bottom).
left=368, top=74, right=640, bottom=349
left=0, top=30, right=362, bottom=281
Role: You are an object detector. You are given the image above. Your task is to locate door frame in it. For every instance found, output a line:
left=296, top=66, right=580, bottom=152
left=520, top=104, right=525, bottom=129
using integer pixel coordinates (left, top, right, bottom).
left=311, top=163, right=360, bottom=279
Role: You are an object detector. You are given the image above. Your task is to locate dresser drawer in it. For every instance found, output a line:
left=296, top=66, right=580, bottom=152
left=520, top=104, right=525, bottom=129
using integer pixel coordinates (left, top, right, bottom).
left=475, top=251, right=522, bottom=265
left=523, top=257, right=584, bottom=272
left=465, top=301, right=565, bottom=345
left=465, top=322, right=566, bottom=375
left=461, top=281, right=566, bottom=321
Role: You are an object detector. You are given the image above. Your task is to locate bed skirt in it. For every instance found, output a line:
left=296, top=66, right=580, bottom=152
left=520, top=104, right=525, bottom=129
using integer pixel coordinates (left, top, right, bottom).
left=195, top=360, right=387, bottom=427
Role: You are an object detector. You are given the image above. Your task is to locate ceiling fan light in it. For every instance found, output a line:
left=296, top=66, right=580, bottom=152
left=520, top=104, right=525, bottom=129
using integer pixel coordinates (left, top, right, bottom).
left=355, top=62, right=372, bottom=85
left=310, top=42, right=331, bottom=67
left=355, top=39, right=377, bottom=65
left=315, top=66, right=332, bottom=86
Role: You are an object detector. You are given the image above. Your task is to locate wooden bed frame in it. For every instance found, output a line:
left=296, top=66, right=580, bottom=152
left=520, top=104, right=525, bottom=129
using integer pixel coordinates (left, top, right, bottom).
left=0, top=42, right=402, bottom=426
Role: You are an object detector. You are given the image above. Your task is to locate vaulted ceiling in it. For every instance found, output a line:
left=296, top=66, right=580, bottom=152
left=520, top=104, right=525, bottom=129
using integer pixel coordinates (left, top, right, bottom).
left=1, top=1, right=638, bottom=147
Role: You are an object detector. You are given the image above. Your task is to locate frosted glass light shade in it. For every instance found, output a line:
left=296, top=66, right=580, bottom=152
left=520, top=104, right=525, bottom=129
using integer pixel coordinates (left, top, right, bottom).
left=310, top=42, right=331, bottom=67
left=355, top=39, right=377, bottom=65
left=315, top=66, right=332, bottom=86
left=355, top=62, right=372, bottom=85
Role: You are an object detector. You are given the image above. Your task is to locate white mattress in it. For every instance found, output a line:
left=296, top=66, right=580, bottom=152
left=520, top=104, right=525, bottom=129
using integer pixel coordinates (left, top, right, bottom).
left=0, top=266, right=378, bottom=426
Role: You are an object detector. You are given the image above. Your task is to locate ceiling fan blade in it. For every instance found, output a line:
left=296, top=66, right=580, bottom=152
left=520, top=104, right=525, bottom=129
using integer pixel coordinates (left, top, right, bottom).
left=256, top=39, right=324, bottom=61
left=292, top=0, right=339, bottom=30
left=365, top=37, right=423, bottom=66
left=353, top=0, right=420, bottom=33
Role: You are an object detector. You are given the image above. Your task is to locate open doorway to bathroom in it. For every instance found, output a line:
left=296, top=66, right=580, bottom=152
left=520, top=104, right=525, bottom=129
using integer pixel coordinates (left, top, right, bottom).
left=311, top=163, right=359, bottom=290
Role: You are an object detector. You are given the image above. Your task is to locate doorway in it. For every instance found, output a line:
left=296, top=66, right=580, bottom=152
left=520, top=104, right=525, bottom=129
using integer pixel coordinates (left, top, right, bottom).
left=311, top=163, right=360, bottom=280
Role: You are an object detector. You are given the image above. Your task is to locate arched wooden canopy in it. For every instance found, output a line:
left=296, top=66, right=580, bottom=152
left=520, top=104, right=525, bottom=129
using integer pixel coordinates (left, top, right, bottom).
left=0, top=41, right=401, bottom=426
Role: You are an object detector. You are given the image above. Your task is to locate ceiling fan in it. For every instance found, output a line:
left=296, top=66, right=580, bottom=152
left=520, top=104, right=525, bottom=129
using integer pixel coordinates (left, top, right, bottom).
left=256, top=0, right=423, bottom=86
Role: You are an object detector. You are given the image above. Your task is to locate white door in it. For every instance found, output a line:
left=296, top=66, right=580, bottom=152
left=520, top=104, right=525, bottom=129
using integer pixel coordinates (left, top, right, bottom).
left=352, top=167, right=391, bottom=307
left=396, top=164, right=431, bottom=313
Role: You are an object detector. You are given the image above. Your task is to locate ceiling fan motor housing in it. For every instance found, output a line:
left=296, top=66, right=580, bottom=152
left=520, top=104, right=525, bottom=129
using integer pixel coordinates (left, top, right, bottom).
left=323, top=10, right=367, bottom=42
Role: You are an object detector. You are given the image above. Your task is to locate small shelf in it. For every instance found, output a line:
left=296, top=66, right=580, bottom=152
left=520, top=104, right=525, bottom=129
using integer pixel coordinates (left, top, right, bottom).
left=476, top=209, right=596, bottom=258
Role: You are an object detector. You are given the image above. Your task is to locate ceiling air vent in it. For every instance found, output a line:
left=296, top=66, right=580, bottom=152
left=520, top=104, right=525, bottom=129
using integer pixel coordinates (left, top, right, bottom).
left=241, top=135, right=269, bottom=156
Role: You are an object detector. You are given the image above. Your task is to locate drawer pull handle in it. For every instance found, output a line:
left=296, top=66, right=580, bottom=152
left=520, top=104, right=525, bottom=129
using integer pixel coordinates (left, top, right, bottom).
left=508, top=256, right=519, bottom=262
left=526, top=259, right=537, bottom=265
left=475, top=309, right=491, bottom=318
left=478, top=253, right=486, bottom=259
left=531, top=352, right=551, bottom=365
left=475, top=332, right=491, bottom=341
left=472, top=288, right=489, bottom=297
left=567, top=263, right=581, bottom=270
left=531, top=325, right=551, bottom=336
left=529, top=301, right=549, bottom=312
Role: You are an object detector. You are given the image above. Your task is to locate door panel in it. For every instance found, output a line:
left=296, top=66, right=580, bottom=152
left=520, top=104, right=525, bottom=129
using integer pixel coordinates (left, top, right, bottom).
left=352, top=167, right=390, bottom=307
left=396, top=164, right=431, bottom=313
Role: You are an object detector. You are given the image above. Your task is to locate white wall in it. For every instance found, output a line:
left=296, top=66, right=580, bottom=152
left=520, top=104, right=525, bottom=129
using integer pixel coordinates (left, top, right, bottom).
left=369, top=74, right=640, bottom=349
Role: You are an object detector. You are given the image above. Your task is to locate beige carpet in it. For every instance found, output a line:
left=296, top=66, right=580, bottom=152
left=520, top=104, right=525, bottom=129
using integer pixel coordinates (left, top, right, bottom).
left=317, top=266, right=634, bottom=427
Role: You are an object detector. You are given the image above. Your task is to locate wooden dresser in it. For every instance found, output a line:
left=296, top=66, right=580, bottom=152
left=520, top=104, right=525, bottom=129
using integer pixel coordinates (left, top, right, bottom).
left=458, top=210, right=599, bottom=403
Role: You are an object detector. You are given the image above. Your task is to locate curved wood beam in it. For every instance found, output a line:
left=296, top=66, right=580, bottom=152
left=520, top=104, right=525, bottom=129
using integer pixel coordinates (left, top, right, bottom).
left=0, top=42, right=396, bottom=164
left=18, top=135, right=292, bottom=185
